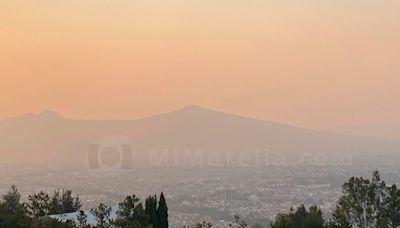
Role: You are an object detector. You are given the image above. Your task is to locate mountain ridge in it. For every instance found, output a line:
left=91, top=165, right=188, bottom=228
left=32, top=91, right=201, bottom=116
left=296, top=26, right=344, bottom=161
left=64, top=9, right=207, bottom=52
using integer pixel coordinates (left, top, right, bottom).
left=1, top=105, right=399, bottom=167
left=5, top=105, right=392, bottom=141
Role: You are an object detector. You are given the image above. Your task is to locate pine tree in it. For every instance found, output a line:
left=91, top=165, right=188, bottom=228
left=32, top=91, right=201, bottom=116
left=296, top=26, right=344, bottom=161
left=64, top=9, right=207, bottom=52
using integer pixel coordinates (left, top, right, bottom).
left=49, top=190, right=63, bottom=214
left=328, top=205, right=351, bottom=228
left=0, top=185, right=32, bottom=228
left=60, top=190, right=82, bottom=213
left=133, top=202, right=149, bottom=226
left=156, top=192, right=168, bottom=228
left=115, top=194, right=140, bottom=227
left=303, top=205, right=324, bottom=228
left=2, top=185, right=22, bottom=213
left=145, top=195, right=157, bottom=226
left=27, top=191, right=50, bottom=218
left=271, top=205, right=324, bottom=228
left=76, top=210, right=88, bottom=228
left=91, top=203, right=112, bottom=228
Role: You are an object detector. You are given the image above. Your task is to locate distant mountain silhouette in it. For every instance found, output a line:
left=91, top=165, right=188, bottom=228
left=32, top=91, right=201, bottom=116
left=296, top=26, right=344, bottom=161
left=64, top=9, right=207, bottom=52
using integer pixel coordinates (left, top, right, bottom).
left=0, top=106, right=399, bottom=167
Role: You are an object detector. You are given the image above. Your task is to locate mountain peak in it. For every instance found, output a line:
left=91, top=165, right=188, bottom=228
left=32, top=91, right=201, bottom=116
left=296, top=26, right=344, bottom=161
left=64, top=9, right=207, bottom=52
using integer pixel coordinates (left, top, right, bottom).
left=16, top=113, right=36, bottom=120
left=180, top=104, right=210, bottom=112
left=36, top=110, right=65, bottom=120
left=13, top=111, right=65, bottom=121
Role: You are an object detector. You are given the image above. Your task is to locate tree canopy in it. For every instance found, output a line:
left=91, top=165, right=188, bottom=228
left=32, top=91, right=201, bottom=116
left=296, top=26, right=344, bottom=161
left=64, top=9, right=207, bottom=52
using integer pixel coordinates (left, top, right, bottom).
left=2, top=170, right=400, bottom=228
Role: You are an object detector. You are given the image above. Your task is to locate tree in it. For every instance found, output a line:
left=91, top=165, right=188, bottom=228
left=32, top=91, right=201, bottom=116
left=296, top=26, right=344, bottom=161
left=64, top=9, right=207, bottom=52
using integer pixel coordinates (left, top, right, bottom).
left=27, top=191, right=50, bottom=218
left=0, top=185, right=32, bottom=228
left=385, top=184, right=400, bottom=227
left=327, top=171, right=387, bottom=228
left=370, top=170, right=388, bottom=227
left=60, top=190, right=82, bottom=214
left=133, top=202, right=149, bottom=226
left=303, top=205, right=324, bottom=228
left=271, top=212, right=293, bottom=228
left=156, top=192, right=168, bottom=228
left=76, top=210, right=88, bottom=228
left=114, top=194, right=151, bottom=228
left=327, top=205, right=351, bottom=228
left=0, top=187, right=170, bottom=228
left=91, top=203, right=112, bottom=228
left=271, top=205, right=324, bottom=228
left=145, top=195, right=157, bottom=226
left=39, top=218, right=75, bottom=228
left=28, top=189, right=81, bottom=217
left=197, top=221, right=213, bottom=228
left=49, top=190, right=63, bottom=214
left=231, top=215, right=248, bottom=228
left=293, top=205, right=307, bottom=228
left=2, top=185, right=23, bottom=213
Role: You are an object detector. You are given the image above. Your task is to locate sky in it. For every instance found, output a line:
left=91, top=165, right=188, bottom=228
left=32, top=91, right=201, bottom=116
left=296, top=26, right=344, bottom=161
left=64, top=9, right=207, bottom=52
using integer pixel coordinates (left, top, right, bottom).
left=1, top=0, right=400, bottom=134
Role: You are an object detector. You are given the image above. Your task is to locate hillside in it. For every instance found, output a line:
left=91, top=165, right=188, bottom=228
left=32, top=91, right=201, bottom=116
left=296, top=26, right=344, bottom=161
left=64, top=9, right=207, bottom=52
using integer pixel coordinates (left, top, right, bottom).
left=0, top=105, right=399, bottom=167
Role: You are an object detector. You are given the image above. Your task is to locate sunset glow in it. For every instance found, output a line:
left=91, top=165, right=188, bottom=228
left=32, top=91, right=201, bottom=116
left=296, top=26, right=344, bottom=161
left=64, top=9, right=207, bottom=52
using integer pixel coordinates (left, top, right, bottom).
left=1, top=0, right=400, bottom=130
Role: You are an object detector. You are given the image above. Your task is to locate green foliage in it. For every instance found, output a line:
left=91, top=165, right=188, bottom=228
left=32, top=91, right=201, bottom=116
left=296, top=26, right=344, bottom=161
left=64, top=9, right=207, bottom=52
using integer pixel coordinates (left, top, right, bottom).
left=272, top=212, right=294, bottom=228
left=156, top=192, right=168, bottom=228
left=304, top=206, right=324, bottom=228
left=0, top=186, right=168, bottom=228
left=133, top=203, right=150, bottom=226
left=327, top=205, right=351, bottom=228
left=196, top=221, right=213, bottom=228
left=59, top=190, right=82, bottom=214
left=231, top=215, right=248, bottom=228
left=114, top=194, right=140, bottom=227
left=28, top=191, right=51, bottom=218
left=76, top=210, right=89, bottom=228
left=114, top=194, right=152, bottom=228
left=327, top=170, right=400, bottom=228
left=1, top=185, right=23, bottom=213
left=4, top=170, right=400, bottom=228
left=271, top=205, right=324, bottom=228
left=37, top=218, right=76, bottom=228
left=0, top=185, right=32, bottom=228
left=385, top=184, right=400, bottom=227
left=145, top=195, right=157, bottom=226
left=91, top=203, right=112, bottom=228
left=27, top=189, right=82, bottom=218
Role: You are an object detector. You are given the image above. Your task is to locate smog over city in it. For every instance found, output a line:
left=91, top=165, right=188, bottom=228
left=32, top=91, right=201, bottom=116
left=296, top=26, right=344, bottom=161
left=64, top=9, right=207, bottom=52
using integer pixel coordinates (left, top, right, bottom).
left=1, top=1, right=400, bottom=227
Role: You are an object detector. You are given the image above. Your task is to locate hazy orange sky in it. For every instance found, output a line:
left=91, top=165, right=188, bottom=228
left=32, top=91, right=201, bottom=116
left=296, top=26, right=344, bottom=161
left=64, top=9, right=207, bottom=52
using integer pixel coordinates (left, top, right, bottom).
left=1, top=0, right=400, bottom=131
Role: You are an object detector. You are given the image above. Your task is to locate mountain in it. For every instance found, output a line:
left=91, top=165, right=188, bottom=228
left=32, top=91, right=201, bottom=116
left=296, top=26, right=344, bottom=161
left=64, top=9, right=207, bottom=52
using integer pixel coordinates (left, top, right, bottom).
left=0, top=105, right=399, bottom=167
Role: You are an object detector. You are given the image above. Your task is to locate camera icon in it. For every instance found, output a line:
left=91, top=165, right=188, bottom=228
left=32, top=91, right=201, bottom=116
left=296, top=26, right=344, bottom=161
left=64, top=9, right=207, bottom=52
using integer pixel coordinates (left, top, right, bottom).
left=88, top=136, right=135, bottom=169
